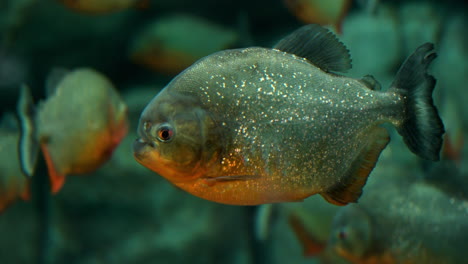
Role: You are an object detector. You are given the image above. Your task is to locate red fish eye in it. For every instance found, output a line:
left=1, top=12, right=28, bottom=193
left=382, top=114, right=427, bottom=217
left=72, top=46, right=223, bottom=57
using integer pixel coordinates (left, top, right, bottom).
left=156, top=124, right=174, bottom=142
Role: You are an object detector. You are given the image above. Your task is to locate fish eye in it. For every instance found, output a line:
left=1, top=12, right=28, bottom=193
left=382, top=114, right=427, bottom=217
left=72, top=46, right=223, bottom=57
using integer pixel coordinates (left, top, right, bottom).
left=155, top=123, right=174, bottom=142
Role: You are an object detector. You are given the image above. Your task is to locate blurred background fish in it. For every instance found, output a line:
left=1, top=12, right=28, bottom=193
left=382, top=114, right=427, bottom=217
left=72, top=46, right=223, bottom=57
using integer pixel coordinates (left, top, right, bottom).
left=0, top=113, right=30, bottom=213
left=19, top=68, right=128, bottom=193
left=284, top=197, right=350, bottom=264
left=283, top=0, right=352, bottom=33
left=129, top=14, right=239, bottom=75
left=57, top=0, right=149, bottom=14
left=329, top=176, right=468, bottom=264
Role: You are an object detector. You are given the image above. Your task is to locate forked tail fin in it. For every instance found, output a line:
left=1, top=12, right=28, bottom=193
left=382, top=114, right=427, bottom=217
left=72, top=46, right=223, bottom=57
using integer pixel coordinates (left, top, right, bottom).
left=391, top=43, right=444, bottom=161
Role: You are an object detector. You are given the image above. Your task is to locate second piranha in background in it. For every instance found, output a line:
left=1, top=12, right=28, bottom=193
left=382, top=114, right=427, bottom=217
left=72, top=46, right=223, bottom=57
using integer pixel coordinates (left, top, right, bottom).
left=20, top=68, right=128, bottom=193
left=57, top=0, right=148, bottom=14
left=133, top=24, right=444, bottom=206
left=329, top=173, right=468, bottom=264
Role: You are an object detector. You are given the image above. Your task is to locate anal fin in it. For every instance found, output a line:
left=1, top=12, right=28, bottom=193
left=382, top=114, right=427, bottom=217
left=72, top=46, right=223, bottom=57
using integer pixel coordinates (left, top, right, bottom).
left=321, top=127, right=390, bottom=206
left=41, top=144, right=66, bottom=193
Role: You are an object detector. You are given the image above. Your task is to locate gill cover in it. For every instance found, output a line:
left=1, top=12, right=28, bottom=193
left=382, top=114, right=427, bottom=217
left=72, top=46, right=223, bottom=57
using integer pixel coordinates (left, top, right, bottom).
left=135, top=90, right=223, bottom=182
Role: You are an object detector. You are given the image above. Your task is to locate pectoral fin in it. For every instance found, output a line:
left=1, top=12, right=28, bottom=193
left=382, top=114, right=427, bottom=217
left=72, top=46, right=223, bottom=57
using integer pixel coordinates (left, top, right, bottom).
left=41, top=144, right=66, bottom=193
left=321, top=127, right=390, bottom=206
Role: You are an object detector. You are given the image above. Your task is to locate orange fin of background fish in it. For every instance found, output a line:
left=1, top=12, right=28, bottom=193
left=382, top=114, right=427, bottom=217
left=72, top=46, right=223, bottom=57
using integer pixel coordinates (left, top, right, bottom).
left=283, top=0, right=351, bottom=35
left=321, top=127, right=390, bottom=205
left=20, top=184, right=31, bottom=201
left=334, top=0, right=352, bottom=34
left=288, top=212, right=326, bottom=257
left=41, top=144, right=66, bottom=194
left=135, top=0, right=150, bottom=10
left=442, top=132, right=464, bottom=164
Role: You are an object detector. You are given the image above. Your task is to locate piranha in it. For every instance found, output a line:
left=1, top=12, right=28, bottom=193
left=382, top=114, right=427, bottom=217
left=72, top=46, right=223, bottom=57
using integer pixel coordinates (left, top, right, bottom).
left=19, top=68, right=128, bottom=193
left=57, top=0, right=148, bottom=14
left=329, top=178, right=468, bottom=264
left=0, top=113, right=30, bottom=213
left=133, top=24, right=444, bottom=206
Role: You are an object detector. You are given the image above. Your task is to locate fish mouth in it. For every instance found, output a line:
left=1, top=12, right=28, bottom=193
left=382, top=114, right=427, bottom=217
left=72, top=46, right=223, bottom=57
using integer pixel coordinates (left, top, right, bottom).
left=133, top=138, right=155, bottom=160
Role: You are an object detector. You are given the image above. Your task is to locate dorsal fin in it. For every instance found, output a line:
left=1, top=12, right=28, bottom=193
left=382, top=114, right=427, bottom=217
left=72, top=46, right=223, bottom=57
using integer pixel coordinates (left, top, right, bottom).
left=273, top=24, right=352, bottom=73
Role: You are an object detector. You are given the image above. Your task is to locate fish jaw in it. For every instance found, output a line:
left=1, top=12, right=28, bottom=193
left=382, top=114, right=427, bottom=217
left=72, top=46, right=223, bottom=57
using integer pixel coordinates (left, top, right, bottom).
left=133, top=138, right=205, bottom=184
left=133, top=138, right=155, bottom=166
left=132, top=138, right=170, bottom=178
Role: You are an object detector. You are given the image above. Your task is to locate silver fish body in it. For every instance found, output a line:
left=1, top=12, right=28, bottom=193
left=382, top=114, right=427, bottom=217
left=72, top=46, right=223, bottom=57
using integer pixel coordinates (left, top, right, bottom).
left=134, top=24, right=443, bottom=205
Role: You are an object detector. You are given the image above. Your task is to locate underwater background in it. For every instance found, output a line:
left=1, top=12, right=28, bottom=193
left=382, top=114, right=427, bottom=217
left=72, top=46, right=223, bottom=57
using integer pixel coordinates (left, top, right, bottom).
left=0, top=0, right=467, bottom=263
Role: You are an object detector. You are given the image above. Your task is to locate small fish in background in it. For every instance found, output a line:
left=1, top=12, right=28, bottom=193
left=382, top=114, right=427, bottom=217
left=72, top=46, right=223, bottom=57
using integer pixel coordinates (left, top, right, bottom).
left=329, top=175, right=468, bottom=264
left=285, top=197, right=351, bottom=263
left=19, top=68, right=128, bottom=193
left=133, top=24, right=444, bottom=206
left=129, top=14, right=238, bottom=75
left=0, top=113, right=30, bottom=213
left=283, top=0, right=352, bottom=33
left=57, top=0, right=149, bottom=14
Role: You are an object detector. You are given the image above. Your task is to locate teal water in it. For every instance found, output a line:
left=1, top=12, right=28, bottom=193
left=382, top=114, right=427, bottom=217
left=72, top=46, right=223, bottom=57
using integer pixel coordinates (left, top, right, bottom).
left=0, top=0, right=467, bottom=263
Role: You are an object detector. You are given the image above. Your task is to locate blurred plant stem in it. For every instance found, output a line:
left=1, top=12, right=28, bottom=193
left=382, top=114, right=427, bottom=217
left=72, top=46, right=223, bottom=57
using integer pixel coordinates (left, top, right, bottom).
left=33, top=163, right=52, bottom=264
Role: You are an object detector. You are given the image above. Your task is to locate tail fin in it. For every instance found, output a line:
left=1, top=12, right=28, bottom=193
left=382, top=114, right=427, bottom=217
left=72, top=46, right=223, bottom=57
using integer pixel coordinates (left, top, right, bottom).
left=17, top=84, right=39, bottom=177
left=391, top=43, right=444, bottom=161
